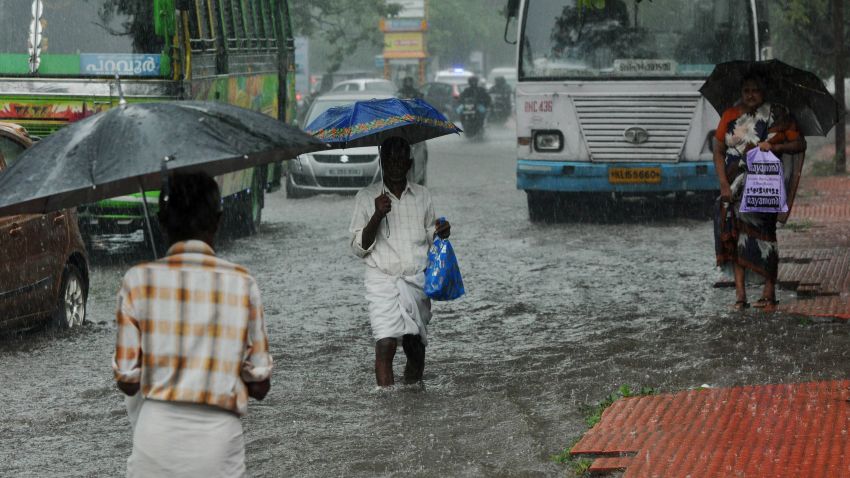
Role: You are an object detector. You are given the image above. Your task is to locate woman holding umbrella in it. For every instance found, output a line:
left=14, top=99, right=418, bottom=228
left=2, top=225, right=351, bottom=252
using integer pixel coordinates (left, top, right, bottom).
left=713, top=72, right=806, bottom=311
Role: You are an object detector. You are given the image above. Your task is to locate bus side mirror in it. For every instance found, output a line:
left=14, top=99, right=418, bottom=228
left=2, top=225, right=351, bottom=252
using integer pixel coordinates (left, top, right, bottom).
left=503, top=0, right=519, bottom=44
left=505, top=0, right=519, bottom=18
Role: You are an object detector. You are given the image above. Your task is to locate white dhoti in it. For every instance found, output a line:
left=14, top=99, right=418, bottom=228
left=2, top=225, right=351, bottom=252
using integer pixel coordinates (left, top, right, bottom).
left=364, top=267, right=432, bottom=346
left=127, top=399, right=246, bottom=478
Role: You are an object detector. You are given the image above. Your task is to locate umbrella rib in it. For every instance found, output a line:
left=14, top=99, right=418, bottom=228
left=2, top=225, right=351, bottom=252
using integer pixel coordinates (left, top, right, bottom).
left=778, top=78, right=830, bottom=95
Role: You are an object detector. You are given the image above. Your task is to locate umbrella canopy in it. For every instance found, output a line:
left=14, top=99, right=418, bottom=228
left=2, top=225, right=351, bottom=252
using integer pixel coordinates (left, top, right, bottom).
left=304, top=97, right=461, bottom=148
left=0, top=101, right=327, bottom=216
left=699, top=59, right=842, bottom=137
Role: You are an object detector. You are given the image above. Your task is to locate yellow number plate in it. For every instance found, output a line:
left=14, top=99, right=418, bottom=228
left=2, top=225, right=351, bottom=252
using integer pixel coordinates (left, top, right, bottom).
left=608, top=167, right=662, bottom=184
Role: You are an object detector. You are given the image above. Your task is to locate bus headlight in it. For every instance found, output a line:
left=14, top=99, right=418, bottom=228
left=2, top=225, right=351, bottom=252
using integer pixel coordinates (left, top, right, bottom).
left=533, top=130, right=563, bottom=152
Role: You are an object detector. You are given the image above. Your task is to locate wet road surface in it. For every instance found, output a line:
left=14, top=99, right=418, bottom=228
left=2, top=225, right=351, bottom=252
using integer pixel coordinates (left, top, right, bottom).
left=2, top=125, right=849, bottom=477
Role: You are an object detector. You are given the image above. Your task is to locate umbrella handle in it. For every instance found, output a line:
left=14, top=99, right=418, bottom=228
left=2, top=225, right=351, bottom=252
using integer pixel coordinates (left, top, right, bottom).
left=138, top=180, right=159, bottom=260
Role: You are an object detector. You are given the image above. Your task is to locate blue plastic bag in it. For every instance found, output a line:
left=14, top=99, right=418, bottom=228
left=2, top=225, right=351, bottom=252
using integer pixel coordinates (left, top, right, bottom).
left=424, top=229, right=465, bottom=301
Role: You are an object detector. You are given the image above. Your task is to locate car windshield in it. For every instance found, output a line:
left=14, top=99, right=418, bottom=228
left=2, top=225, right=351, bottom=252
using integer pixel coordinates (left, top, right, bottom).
left=306, top=99, right=359, bottom=125
left=365, top=81, right=396, bottom=93
left=435, top=75, right=471, bottom=85
left=520, top=0, right=754, bottom=80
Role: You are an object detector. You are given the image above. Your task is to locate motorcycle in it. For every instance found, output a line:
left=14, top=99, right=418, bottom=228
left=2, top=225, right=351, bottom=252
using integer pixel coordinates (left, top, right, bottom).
left=458, top=98, right=486, bottom=139
left=488, top=91, right=511, bottom=124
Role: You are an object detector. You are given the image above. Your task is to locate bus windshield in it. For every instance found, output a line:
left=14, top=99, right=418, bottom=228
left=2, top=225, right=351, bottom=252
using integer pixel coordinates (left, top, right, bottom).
left=0, top=0, right=163, bottom=75
left=520, top=0, right=754, bottom=80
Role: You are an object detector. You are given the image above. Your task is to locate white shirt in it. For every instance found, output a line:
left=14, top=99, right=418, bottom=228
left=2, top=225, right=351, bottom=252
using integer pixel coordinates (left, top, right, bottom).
left=350, top=181, right=437, bottom=277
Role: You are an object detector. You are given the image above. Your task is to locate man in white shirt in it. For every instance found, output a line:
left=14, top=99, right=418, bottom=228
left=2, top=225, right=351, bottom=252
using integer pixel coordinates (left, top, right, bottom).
left=349, top=136, right=451, bottom=386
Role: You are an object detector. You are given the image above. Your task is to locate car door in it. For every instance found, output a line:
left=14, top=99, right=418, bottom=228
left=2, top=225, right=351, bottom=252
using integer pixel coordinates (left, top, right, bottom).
left=0, top=134, right=52, bottom=320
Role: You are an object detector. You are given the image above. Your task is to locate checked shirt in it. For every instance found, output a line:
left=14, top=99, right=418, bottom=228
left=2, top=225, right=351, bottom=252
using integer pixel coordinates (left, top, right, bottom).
left=112, top=240, right=272, bottom=416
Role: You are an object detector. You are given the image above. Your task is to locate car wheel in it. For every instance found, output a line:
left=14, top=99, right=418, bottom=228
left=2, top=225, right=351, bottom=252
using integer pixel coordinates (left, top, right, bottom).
left=285, top=174, right=310, bottom=199
left=53, top=264, right=87, bottom=329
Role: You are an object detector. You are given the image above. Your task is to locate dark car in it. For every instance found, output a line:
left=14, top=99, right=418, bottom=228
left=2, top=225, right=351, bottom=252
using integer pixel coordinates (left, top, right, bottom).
left=423, top=81, right=466, bottom=121
left=0, top=122, right=89, bottom=331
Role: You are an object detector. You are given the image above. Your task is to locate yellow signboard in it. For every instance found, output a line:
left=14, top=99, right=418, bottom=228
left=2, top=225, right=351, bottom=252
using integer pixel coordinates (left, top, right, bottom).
left=383, top=32, right=426, bottom=59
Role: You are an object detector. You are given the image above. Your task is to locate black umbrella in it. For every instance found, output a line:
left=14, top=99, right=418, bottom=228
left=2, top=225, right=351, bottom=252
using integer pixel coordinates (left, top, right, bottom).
left=0, top=100, right=328, bottom=255
left=699, top=59, right=843, bottom=136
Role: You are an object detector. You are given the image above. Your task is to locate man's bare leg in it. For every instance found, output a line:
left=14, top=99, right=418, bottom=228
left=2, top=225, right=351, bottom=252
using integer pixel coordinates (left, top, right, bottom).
left=375, top=338, right=397, bottom=387
left=734, top=264, right=748, bottom=309
left=402, top=334, right=425, bottom=384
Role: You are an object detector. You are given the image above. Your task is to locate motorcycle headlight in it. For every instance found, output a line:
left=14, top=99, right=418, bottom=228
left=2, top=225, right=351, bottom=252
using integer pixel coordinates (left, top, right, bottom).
left=533, top=130, right=563, bottom=152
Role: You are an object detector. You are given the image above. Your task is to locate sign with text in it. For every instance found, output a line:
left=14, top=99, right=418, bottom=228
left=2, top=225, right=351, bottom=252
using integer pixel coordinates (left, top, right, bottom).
left=380, top=18, right=427, bottom=32
left=740, top=149, right=788, bottom=213
left=613, top=59, right=677, bottom=76
left=80, top=53, right=161, bottom=77
left=383, top=32, right=426, bottom=59
left=393, top=0, right=425, bottom=18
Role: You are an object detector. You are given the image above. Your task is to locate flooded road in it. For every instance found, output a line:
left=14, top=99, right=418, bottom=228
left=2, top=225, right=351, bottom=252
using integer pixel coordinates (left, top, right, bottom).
left=2, top=125, right=849, bottom=477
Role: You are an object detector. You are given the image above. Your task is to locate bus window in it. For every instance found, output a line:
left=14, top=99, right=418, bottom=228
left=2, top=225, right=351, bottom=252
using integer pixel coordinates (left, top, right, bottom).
left=520, top=0, right=754, bottom=80
left=262, top=0, right=279, bottom=50
left=244, top=1, right=260, bottom=49
left=0, top=1, right=161, bottom=55
left=253, top=0, right=269, bottom=49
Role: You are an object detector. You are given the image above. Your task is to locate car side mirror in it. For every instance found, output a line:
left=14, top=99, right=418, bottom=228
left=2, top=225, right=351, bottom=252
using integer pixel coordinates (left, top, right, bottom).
left=503, top=0, right=519, bottom=44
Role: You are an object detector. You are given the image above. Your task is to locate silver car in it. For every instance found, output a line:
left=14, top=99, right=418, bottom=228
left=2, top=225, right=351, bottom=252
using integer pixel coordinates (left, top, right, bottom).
left=287, top=92, right=428, bottom=198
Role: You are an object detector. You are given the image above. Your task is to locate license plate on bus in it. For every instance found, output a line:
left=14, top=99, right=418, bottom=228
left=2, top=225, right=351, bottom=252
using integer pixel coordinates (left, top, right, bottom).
left=327, top=168, right=363, bottom=176
left=608, top=167, right=661, bottom=184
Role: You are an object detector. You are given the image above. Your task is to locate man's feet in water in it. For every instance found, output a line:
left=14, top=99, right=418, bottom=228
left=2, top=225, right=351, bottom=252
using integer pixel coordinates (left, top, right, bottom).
left=402, top=334, right=425, bottom=384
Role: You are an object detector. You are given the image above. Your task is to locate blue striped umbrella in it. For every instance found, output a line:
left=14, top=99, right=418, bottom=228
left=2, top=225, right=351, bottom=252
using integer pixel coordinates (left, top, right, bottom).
left=305, top=97, right=461, bottom=147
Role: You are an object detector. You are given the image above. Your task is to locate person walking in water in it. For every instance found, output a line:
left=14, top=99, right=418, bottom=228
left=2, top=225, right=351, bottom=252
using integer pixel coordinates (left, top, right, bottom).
left=113, top=171, right=272, bottom=477
left=349, top=136, right=451, bottom=387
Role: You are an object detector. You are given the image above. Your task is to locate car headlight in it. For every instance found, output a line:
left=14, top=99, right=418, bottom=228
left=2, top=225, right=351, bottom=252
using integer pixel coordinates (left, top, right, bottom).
left=533, top=130, right=563, bottom=152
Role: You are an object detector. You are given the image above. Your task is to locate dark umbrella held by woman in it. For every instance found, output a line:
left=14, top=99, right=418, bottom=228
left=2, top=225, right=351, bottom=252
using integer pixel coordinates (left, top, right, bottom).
left=713, top=72, right=806, bottom=312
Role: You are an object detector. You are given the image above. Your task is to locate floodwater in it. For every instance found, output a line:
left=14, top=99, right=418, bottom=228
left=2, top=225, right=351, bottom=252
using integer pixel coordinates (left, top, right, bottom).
left=2, top=125, right=849, bottom=477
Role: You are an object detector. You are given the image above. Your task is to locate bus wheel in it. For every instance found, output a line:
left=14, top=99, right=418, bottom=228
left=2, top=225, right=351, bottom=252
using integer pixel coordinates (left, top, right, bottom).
left=527, top=191, right=556, bottom=223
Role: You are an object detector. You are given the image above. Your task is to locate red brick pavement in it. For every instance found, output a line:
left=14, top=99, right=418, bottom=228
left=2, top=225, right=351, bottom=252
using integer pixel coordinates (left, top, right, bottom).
left=778, top=176, right=850, bottom=319
left=571, top=380, right=850, bottom=477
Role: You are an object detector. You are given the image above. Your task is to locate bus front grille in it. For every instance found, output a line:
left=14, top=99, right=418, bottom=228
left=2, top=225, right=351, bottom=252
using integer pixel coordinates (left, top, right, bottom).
left=573, top=95, right=699, bottom=163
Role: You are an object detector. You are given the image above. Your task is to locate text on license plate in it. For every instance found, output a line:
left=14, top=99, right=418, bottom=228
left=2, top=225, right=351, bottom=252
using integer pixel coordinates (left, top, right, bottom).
left=327, top=168, right=363, bottom=176
left=608, top=167, right=662, bottom=184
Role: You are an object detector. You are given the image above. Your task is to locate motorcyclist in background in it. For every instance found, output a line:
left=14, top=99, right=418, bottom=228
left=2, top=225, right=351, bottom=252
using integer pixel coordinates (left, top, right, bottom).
left=488, top=76, right=512, bottom=122
left=397, top=77, right=423, bottom=99
left=458, top=76, right=492, bottom=111
left=489, top=76, right=512, bottom=99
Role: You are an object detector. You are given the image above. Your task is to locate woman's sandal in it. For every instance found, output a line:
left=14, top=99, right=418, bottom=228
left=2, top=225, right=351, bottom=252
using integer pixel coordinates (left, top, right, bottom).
left=752, top=297, right=779, bottom=308
left=733, top=300, right=750, bottom=310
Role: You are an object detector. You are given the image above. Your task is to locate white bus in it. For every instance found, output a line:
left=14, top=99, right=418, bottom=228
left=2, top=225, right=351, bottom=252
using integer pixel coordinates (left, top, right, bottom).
left=505, top=0, right=770, bottom=221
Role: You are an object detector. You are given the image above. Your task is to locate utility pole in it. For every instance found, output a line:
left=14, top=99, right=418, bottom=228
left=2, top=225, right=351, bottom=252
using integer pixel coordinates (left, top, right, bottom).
left=833, top=0, right=846, bottom=174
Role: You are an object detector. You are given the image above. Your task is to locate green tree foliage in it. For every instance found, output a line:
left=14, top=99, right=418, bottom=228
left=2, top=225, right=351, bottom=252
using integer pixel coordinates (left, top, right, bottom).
left=771, top=0, right=849, bottom=77
left=289, top=0, right=400, bottom=73
left=427, top=0, right=510, bottom=68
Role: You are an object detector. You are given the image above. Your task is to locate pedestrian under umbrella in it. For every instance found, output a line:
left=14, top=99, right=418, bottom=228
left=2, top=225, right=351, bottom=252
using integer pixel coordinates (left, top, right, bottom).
left=709, top=71, right=807, bottom=312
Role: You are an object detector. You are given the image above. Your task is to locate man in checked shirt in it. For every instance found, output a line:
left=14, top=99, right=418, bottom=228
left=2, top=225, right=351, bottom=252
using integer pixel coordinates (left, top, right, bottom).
left=113, top=171, right=271, bottom=477
left=350, top=136, right=451, bottom=387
